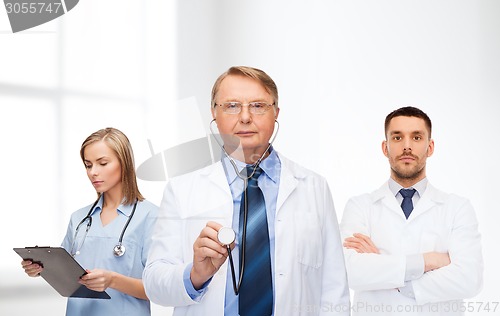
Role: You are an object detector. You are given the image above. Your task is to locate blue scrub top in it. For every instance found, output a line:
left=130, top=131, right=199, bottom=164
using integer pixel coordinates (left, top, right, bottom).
left=61, top=196, right=158, bottom=316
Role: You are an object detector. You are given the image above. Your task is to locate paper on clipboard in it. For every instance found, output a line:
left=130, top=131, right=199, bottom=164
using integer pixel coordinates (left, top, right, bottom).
left=13, top=246, right=110, bottom=299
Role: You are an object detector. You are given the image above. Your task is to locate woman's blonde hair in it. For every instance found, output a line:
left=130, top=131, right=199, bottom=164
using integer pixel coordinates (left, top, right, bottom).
left=80, top=127, right=144, bottom=205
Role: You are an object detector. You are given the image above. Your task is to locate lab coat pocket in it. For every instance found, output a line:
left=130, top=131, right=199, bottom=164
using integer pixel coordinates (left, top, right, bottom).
left=296, top=213, right=323, bottom=268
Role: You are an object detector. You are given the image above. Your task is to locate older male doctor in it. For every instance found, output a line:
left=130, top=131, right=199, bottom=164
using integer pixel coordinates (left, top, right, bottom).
left=143, top=66, right=350, bottom=315
left=340, top=106, right=483, bottom=315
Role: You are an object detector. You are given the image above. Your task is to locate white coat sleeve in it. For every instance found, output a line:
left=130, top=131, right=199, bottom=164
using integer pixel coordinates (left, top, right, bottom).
left=320, top=182, right=351, bottom=315
left=411, top=197, right=483, bottom=304
left=340, top=196, right=407, bottom=291
left=142, top=180, right=196, bottom=307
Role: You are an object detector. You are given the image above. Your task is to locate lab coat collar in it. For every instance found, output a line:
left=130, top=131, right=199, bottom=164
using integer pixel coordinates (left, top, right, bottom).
left=407, top=183, right=447, bottom=221
left=371, top=183, right=402, bottom=217
left=371, top=181, right=447, bottom=221
left=220, top=146, right=280, bottom=185
left=275, top=155, right=303, bottom=213
left=199, top=151, right=304, bottom=215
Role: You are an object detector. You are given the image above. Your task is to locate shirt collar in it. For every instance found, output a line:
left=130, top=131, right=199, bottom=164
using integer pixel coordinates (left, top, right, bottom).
left=221, top=146, right=280, bottom=185
left=90, top=194, right=136, bottom=217
left=388, top=177, right=428, bottom=198
left=88, top=195, right=104, bottom=216
left=117, top=201, right=137, bottom=216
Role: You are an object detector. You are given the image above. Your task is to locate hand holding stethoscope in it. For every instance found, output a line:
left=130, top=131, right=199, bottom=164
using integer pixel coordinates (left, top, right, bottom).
left=206, top=119, right=279, bottom=295
left=190, top=221, right=236, bottom=291
left=218, top=226, right=241, bottom=294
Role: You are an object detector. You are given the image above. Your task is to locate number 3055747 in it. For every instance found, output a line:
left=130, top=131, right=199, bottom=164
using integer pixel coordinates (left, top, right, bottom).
left=5, top=2, right=62, bottom=14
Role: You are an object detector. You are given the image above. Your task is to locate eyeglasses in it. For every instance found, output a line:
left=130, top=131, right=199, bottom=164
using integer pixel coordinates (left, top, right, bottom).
left=215, top=102, right=275, bottom=115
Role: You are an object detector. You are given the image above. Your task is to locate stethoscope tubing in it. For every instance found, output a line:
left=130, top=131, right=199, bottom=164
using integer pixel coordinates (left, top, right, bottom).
left=227, top=176, right=248, bottom=295
left=70, top=197, right=138, bottom=257
left=210, top=119, right=279, bottom=295
left=70, top=198, right=100, bottom=256
left=116, top=200, right=138, bottom=247
left=209, top=119, right=279, bottom=181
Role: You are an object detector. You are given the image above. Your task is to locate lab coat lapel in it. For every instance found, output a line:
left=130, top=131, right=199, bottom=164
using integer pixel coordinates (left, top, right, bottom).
left=203, top=162, right=231, bottom=194
left=276, top=158, right=299, bottom=214
left=373, top=182, right=446, bottom=221
left=408, top=183, right=446, bottom=221
left=372, top=182, right=406, bottom=219
left=191, top=162, right=233, bottom=221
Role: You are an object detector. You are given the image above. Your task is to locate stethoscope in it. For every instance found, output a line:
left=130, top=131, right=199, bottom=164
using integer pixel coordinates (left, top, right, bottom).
left=209, top=118, right=279, bottom=295
left=69, top=198, right=138, bottom=257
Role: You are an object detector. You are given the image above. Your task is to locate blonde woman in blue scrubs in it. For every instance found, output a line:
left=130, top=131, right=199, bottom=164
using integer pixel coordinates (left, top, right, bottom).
left=21, top=127, right=158, bottom=316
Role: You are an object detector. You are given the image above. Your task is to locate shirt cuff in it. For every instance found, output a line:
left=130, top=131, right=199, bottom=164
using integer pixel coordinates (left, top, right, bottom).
left=404, top=254, right=424, bottom=281
left=183, top=263, right=211, bottom=301
left=397, top=281, right=416, bottom=298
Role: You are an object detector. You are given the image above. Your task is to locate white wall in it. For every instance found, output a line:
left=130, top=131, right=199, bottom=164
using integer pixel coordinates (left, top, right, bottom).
left=1, top=1, right=498, bottom=315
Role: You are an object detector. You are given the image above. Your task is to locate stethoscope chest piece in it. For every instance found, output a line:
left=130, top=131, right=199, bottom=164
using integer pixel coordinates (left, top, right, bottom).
left=218, top=227, right=236, bottom=245
left=113, top=243, right=126, bottom=257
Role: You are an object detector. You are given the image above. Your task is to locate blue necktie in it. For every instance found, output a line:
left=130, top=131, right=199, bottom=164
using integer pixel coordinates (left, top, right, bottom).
left=238, top=166, right=273, bottom=316
left=400, top=188, right=416, bottom=219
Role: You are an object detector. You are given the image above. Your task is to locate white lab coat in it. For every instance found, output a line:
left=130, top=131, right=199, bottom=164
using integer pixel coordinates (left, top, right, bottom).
left=143, top=154, right=350, bottom=315
left=340, top=182, right=483, bottom=316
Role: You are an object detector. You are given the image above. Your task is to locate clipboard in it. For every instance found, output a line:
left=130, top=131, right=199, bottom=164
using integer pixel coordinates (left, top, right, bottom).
left=13, top=246, right=110, bottom=299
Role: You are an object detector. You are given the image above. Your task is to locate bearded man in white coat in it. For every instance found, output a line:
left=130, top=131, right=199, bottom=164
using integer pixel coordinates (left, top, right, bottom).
left=143, top=66, right=350, bottom=315
left=340, top=106, right=483, bottom=316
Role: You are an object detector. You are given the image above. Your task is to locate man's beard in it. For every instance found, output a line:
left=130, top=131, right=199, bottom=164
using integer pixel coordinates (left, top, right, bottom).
left=391, top=154, right=425, bottom=181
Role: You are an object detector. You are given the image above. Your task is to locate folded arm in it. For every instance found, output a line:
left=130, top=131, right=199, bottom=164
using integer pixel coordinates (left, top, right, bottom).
left=340, top=196, right=483, bottom=303
left=340, top=198, right=408, bottom=291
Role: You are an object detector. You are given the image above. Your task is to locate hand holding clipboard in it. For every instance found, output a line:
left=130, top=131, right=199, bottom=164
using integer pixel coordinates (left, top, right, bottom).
left=14, top=246, right=110, bottom=299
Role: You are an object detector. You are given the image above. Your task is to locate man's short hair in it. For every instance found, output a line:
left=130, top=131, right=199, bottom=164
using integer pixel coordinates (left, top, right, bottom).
left=211, top=66, right=279, bottom=109
left=384, top=106, right=432, bottom=138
